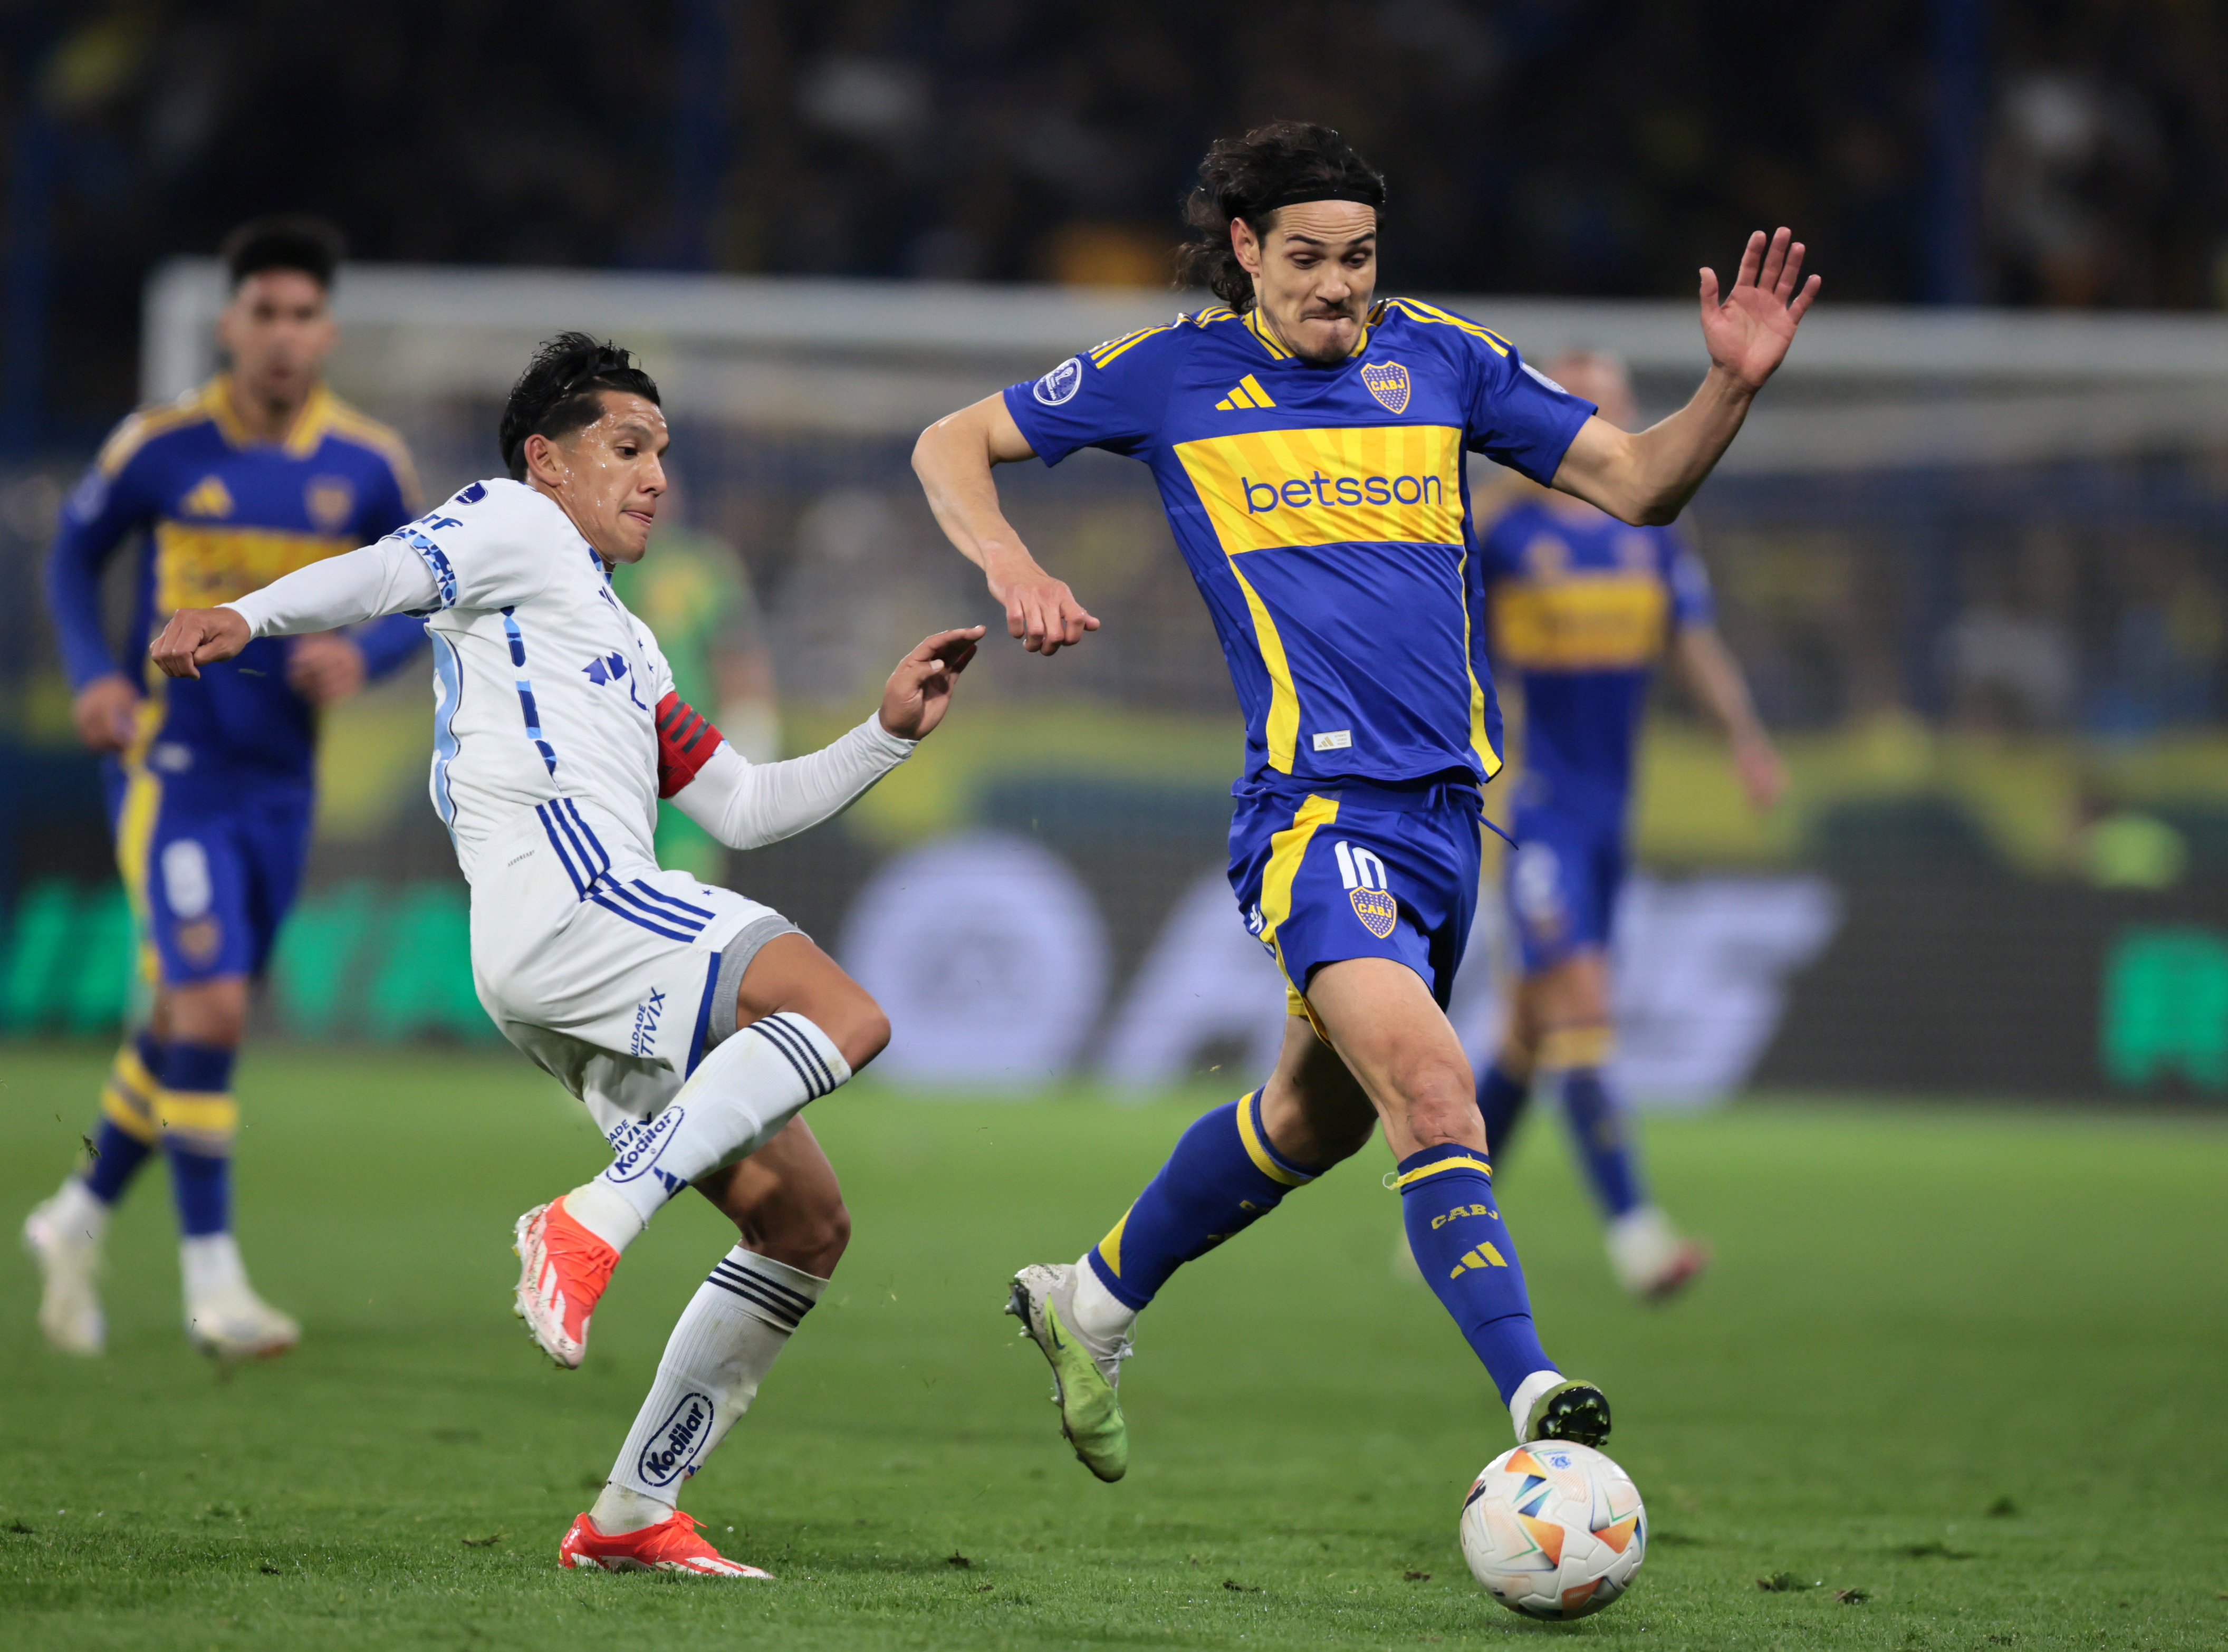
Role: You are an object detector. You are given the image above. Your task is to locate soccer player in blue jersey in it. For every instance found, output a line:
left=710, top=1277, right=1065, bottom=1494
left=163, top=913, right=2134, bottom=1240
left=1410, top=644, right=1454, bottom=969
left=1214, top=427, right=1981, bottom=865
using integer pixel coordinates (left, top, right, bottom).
left=24, top=218, right=424, bottom=1360
left=1475, top=350, right=1784, bottom=1302
left=914, top=121, right=1817, bottom=1481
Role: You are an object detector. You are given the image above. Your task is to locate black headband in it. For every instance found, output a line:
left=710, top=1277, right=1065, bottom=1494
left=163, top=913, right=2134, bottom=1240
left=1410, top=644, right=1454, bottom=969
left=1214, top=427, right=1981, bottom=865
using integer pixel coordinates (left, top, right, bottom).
left=1241, top=186, right=1383, bottom=218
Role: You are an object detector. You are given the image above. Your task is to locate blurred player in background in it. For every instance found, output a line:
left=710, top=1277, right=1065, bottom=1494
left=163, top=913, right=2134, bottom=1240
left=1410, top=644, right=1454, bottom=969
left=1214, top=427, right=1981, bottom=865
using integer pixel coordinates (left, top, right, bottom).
left=1474, top=351, right=1785, bottom=1300
left=915, top=120, right=1817, bottom=1483
left=25, top=217, right=424, bottom=1361
left=608, top=474, right=781, bottom=883
left=149, top=333, right=982, bottom=1578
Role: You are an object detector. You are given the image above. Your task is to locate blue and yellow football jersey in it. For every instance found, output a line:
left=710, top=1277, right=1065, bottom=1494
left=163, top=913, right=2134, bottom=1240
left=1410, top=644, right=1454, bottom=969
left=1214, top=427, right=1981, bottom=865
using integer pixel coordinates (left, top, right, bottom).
left=1003, top=300, right=1596, bottom=792
left=47, top=377, right=424, bottom=780
left=1475, top=492, right=1713, bottom=816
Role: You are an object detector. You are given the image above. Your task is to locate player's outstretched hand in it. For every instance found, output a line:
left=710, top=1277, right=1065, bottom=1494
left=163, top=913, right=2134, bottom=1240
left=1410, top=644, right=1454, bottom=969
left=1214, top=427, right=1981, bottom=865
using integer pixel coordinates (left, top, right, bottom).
left=994, top=561, right=1100, bottom=657
left=287, top=631, right=369, bottom=706
left=1733, top=734, right=1789, bottom=812
left=1699, top=228, right=1820, bottom=393
left=879, top=626, right=986, bottom=741
left=70, top=674, right=141, bottom=754
left=150, top=606, right=251, bottom=679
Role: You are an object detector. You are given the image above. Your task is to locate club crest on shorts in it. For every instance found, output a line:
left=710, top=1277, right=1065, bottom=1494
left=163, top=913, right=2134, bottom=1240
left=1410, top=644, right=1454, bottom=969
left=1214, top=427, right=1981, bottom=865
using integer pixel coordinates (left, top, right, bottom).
left=1349, top=886, right=1399, bottom=938
left=1360, top=360, right=1411, bottom=415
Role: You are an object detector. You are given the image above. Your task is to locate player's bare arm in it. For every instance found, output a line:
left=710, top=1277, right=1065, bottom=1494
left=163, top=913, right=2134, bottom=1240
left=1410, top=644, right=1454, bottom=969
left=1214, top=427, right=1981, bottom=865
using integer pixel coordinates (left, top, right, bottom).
left=1551, top=228, right=1820, bottom=526
left=913, top=396, right=1099, bottom=656
left=1673, top=623, right=1787, bottom=810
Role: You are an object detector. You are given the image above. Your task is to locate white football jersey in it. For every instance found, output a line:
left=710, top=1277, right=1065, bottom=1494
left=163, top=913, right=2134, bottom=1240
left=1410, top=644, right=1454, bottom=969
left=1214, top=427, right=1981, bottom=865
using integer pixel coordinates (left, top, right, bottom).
left=395, top=478, right=674, bottom=880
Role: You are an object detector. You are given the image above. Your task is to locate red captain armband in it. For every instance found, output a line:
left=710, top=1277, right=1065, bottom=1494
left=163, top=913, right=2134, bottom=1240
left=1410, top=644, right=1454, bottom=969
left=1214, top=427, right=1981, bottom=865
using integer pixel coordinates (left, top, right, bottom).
left=654, top=691, right=726, bottom=798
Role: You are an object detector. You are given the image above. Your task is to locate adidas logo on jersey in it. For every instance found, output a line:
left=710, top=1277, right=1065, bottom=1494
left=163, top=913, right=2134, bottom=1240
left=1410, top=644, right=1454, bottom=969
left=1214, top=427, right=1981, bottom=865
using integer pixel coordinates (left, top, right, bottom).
left=1215, top=375, right=1276, bottom=411
left=180, top=475, right=234, bottom=518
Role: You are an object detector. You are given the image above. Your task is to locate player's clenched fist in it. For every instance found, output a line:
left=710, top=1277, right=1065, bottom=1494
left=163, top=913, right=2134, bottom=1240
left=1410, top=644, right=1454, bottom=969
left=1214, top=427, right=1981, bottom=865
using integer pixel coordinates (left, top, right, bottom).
left=150, top=606, right=252, bottom=679
left=879, top=626, right=986, bottom=741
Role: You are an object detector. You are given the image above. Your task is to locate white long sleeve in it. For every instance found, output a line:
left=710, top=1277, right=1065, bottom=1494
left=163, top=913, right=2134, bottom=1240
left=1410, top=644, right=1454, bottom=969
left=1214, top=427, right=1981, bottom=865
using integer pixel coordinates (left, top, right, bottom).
left=671, top=715, right=916, bottom=851
left=224, top=539, right=441, bottom=638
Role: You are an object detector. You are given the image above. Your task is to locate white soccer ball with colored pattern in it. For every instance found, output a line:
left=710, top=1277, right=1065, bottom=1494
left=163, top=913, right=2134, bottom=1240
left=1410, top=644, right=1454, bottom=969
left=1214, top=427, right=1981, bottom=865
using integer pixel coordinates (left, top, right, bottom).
left=1458, top=1440, right=1645, bottom=1619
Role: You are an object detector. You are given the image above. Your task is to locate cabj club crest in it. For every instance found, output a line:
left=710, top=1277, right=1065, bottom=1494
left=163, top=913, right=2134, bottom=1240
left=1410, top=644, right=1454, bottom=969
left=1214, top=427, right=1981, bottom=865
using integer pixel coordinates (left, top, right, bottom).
left=1360, top=360, right=1411, bottom=415
left=1350, top=887, right=1399, bottom=939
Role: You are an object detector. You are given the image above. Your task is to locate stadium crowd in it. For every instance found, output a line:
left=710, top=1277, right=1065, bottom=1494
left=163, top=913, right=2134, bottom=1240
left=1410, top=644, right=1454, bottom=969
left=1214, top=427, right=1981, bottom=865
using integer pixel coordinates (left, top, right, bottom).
left=7, top=0, right=2227, bottom=446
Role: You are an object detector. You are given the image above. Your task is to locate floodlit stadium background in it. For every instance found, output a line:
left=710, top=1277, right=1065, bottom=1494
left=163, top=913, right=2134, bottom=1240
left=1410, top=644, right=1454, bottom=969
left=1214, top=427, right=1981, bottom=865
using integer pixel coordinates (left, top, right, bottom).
left=3, top=3, right=2227, bottom=1110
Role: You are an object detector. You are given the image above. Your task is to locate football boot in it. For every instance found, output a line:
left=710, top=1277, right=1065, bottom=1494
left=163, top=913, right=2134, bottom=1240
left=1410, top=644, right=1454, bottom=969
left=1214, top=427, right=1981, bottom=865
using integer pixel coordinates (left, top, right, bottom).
left=1006, top=1262, right=1131, bottom=1483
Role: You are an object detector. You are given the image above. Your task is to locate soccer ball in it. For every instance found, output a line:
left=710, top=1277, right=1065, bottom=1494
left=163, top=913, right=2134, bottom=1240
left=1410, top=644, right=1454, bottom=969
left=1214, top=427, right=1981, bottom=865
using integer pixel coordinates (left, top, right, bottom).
left=1458, top=1440, right=1645, bottom=1620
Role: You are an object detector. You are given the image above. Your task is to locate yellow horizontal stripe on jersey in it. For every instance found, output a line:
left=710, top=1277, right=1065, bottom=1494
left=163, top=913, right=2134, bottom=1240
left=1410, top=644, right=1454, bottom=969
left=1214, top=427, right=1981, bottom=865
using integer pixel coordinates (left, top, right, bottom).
left=153, top=523, right=357, bottom=611
left=1174, top=425, right=1463, bottom=555
left=1491, top=573, right=1672, bottom=670
left=1225, top=556, right=1302, bottom=771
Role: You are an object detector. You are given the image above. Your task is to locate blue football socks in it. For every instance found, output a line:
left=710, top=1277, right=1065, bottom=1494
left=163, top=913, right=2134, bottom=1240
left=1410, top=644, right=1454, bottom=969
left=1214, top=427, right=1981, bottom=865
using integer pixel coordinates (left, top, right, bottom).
left=1085, top=1090, right=1317, bottom=1312
left=157, top=1041, right=238, bottom=1239
left=1397, top=1142, right=1553, bottom=1404
left=82, top=1030, right=165, bottom=1205
left=1475, top=1062, right=1530, bottom=1159
left=1559, top=1067, right=1644, bottom=1221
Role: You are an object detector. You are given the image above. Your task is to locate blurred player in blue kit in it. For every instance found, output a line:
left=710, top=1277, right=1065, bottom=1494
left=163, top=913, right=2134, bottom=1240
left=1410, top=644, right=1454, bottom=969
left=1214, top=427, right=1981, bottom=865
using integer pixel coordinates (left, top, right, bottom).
left=24, top=218, right=425, bottom=1360
left=915, top=121, right=1818, bottom=1482
left=1475, top=350, right=1785, bottom=1301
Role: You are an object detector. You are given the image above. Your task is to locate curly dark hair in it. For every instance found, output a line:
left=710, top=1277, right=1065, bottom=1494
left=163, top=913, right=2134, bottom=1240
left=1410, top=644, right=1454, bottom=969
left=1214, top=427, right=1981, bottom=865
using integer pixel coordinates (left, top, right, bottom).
left=1174, top=121, right=1387, bottom=312
left=498, top=332, right=662, bottom=481
left=220, top=214, right=346, bottom=292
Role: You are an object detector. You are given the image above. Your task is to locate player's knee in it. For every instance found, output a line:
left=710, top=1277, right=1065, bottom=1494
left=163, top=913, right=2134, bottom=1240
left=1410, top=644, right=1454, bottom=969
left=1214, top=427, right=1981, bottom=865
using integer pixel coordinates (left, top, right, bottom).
left=835, top=997, right=890, bottom=1073
left=1389, top=1061, right=1483, bottom=1151
left=164, top=981, right=248, bottom=1049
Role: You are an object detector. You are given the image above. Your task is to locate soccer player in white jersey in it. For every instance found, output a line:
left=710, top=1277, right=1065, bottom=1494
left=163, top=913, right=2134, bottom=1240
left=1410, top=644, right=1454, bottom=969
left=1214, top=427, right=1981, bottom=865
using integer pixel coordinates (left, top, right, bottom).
left=151, top=333, right=984, bottom=1578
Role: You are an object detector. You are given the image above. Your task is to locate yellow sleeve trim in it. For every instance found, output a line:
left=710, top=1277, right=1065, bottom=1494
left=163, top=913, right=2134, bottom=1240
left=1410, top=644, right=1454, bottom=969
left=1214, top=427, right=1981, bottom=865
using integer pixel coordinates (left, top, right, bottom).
left=95, top=394, right=216, bottom=478
left=1394, top=1154, right=1494, bottom=1188
left=1385, top=298, right=1512, bottom=357
left=1091, top=324, right=1174, bottom=369
left=325, top=398, right=425, bottom=513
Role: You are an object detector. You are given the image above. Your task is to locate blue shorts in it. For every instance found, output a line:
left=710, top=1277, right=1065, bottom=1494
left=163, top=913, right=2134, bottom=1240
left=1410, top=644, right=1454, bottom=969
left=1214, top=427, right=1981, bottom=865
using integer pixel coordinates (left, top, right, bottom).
left=1228, top=776, right=1484, bottom=1021
left=106, top=758, right=314, bottom=987
left=1505, top=802, right=1626, bottom=974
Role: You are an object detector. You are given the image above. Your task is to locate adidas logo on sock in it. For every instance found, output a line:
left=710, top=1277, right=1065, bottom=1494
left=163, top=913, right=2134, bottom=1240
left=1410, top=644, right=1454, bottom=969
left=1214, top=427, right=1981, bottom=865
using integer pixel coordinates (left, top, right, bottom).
left=1448, top=1243, right=1508, bottom=1279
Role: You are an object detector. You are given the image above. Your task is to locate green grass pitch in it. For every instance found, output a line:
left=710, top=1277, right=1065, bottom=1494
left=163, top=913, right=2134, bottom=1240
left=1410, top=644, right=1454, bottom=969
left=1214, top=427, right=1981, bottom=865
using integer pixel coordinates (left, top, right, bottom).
left=1, top=1044, right=2223, bottom=1650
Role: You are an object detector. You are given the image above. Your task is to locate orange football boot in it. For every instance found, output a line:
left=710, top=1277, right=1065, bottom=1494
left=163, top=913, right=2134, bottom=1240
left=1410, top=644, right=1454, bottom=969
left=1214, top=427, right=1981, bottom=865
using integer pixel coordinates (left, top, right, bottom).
left=512, top=1197, right=619, bottom=1368
left=558, top=1510, right=772, bottom=1577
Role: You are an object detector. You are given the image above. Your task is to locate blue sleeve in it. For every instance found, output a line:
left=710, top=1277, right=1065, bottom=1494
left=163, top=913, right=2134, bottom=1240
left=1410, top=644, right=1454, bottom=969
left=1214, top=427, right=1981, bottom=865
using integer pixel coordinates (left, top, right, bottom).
left=44, top=444, right=155, bottom=690
left=343, top=449, right=427, bottom=680
left=1001, top=325, right=1184, bottom=466
left=1458, top=331, right=1597, bottom=485
left=1663, top=529, right=1715, bottom=629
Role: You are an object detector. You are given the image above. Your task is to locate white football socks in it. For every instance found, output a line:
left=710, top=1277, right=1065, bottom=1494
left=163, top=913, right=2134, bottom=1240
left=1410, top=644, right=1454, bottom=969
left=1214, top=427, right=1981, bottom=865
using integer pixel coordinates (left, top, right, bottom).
left=180, top=1232, right=248, bottom=1302
left=593, top=1246, right=827, bottom=1530
left=1069, top=1251, right=1138, bottom=1342
left=566, top=1012, right=852, bottom=1253
left=47, top=1177, right=109, bottom=1242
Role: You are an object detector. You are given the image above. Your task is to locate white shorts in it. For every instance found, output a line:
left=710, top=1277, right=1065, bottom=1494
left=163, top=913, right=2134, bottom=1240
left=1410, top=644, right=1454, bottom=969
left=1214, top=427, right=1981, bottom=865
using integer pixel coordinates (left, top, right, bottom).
left=468, top=797, right=798, bottom=1137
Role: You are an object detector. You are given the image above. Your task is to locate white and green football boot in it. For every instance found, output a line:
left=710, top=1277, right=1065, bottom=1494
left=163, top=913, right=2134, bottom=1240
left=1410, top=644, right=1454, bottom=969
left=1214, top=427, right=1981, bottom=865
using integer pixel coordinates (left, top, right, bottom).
left=1511, top=1370, right=1614, bottom=1447
left=1005, top=1263, right=1131, bottom=1483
